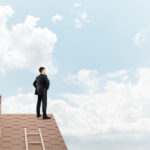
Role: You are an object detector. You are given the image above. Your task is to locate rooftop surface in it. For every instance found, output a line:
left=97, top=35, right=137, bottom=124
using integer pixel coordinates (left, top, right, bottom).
left=0, top=114, right=68, bottom=150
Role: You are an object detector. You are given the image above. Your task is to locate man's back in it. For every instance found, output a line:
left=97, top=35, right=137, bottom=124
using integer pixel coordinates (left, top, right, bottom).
left=33, top=74, right=50, bottom=95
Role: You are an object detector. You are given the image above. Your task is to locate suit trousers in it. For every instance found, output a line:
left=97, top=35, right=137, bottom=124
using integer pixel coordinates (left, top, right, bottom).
left=36, top=93, right=47, bottom=116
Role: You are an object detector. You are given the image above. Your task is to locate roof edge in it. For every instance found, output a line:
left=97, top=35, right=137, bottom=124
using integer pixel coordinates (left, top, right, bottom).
left=0, top=95, right=1, bottom=114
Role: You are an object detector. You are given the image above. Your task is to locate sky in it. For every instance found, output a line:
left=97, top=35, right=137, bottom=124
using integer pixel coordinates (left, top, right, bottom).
left=1, top=0, right=150, bottom=150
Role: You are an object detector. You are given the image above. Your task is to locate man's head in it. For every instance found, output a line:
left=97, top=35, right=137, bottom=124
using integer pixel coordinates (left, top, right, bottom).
left=39, top=67, right=46, bottom=74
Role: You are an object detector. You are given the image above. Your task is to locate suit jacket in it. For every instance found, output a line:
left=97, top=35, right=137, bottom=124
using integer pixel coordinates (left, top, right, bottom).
left=33, top=74, right=50, bottom=95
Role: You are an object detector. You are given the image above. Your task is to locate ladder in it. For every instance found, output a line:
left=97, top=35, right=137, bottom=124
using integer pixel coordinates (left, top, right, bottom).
left=24, top=128, right=46, bottom=150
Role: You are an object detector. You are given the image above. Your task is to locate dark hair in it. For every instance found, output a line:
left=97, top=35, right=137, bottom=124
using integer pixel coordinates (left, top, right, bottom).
left=39, top=67, right=45, bottom=73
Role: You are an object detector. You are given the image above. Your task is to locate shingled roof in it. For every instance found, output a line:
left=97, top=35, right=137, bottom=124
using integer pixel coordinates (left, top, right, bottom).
left=0, top=95, right=68, bottom=150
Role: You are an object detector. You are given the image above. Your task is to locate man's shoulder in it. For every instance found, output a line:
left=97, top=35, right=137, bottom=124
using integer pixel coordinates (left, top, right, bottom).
left=42, top=74, right=48, bottom=77
left=36, top=74, right=40, bottom=78
left=36, top=74, right=42, bottom=79
left=37, top=74, right=48, bottom=79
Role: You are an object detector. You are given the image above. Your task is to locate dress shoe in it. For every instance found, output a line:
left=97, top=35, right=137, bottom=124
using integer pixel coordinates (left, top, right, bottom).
left=37, top=114, right=42, bottom=118
left=43, top=115, right=51, bottom=119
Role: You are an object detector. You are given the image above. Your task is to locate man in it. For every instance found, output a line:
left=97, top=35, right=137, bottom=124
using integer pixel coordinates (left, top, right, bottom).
left=33, top=67, right=51, bottom=119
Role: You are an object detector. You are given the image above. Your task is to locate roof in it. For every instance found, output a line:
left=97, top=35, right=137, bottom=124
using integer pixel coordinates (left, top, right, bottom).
left=0, top=114, right=68, bottom=150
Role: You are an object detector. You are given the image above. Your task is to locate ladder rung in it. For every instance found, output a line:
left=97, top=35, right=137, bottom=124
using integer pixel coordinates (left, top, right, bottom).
left=24, top=128, right=46, bottom=150
left=27, top=133, right=39, bottom=135
left=28, top=142, right=42, bottom=144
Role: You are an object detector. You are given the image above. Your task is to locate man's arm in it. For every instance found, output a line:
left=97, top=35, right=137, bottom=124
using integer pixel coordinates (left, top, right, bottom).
left=44, top=75, right=50, bottom=90
left=33, top=79, right=37, bottom=88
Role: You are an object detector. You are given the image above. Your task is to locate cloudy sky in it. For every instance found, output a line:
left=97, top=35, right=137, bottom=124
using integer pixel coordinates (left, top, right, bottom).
left=1, top=0, right=150, bottom=150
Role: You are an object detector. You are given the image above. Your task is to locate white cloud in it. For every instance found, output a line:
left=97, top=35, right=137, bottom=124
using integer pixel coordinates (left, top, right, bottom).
left=64, top=69, right=101, bottom=93
left=0, top=5, right=58, bottom=75
left=73, top=3, right=82, bottom=8
left=74, top=12, right=90, bottom=28
left=80, top=12, right=87, bottom=20
left=74, top=19, right=83, bottom=28
left=0, top=5, right=14, bottom=23
left=104, top=69, right=129, bottom=78
left=70, top=3, right=91, bottom=28
left=62, top=67, right=150, bottom=139
left=133, top=27, right=150, bottom=46
left=133, top=29, right=146, bottom=46
left=52, top=14, right=63, bottom=23
left=64, top=69, right=130, bottom=93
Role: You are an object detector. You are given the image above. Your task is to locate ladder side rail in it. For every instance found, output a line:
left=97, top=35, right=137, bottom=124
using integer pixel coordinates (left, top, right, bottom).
left=24, top=128, right=29, bottom=150
left=39, top=128, right=46, bottom=150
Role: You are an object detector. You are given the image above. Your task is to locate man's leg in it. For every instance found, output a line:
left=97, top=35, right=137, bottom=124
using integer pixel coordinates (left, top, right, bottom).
left=42, top=93, right=51, bottom=119
left=36, top=94, right=42, bottom=116
left=42, top=94, right=47, bottom=116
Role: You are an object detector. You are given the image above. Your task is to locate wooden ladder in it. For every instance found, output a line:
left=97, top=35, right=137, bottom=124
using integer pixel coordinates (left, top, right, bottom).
left=24, top=128, right=46, bottom=150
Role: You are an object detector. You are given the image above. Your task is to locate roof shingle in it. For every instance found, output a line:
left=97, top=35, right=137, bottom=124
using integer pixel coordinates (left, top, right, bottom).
left=0, top=95, right=68, bottom=150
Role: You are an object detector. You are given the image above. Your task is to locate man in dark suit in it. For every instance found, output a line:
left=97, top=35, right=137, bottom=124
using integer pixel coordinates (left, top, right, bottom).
left=33, top=67, right=51, bottom=119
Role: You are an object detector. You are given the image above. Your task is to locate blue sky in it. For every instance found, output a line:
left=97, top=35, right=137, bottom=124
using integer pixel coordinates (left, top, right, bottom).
left=1, top=0, right=150, bottom=150
left=1, top=0, right=150, bottom=98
